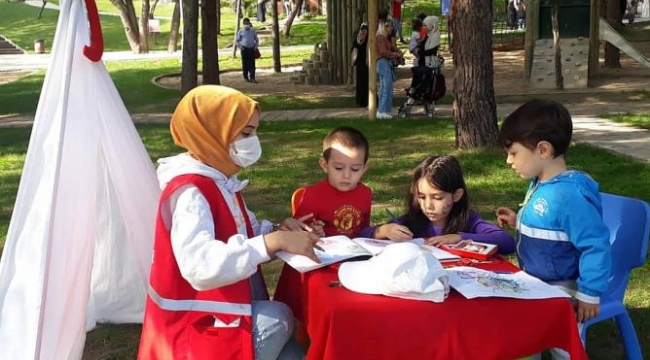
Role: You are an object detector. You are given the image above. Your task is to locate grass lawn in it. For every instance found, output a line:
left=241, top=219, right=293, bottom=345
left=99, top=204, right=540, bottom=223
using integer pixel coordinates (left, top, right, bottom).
left=0, top=1, right=327, bottom=53
left=0, top=118, right=649, bottom=359
left=0, top=47, right=324, bottom=115
left=607, top=114, right=650, bottom=129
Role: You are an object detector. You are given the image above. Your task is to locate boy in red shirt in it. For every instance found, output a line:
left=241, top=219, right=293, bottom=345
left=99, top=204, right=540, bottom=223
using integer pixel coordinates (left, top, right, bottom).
left=292, top=127, right=372, bottom=238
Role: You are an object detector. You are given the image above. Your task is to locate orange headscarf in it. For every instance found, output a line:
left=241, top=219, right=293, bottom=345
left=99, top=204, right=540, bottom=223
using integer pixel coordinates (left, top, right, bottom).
left=170, top=85, right=260, bottom=177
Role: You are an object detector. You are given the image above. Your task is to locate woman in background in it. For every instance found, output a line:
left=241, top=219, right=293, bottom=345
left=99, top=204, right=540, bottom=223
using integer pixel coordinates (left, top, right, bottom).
left=351, top=22, right=369, bottom=107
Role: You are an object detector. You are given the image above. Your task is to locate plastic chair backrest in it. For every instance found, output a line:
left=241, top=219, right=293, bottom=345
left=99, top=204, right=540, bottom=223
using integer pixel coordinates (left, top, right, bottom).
left=599, top=192, right=650, bottom=303
left=291, top=187, right=306, bottom=217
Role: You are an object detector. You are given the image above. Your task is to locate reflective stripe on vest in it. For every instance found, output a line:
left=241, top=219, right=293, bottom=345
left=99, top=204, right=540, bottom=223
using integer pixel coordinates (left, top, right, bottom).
left=149, top=287, right=252, bottom=316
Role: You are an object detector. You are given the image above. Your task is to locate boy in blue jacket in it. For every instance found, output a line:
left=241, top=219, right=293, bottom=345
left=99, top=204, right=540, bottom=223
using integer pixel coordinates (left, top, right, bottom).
left=495, top=99, right=611, bottom=330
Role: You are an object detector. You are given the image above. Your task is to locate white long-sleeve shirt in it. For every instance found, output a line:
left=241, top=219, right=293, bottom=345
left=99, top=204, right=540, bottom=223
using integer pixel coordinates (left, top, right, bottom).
left=157, top=153, right=273, bottom=291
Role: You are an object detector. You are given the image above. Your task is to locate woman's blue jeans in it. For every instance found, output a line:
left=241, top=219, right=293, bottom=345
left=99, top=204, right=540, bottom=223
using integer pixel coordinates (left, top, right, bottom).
left=376, top=58, right=395, bottom=114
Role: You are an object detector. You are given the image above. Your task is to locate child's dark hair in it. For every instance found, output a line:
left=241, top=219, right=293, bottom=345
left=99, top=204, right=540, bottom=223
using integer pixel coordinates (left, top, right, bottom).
left=498, top=99, right=573, bottom=157
left=417, top=13, right=427, bottom=21
left=322, top=126, right=370, bottom=163
left=412, top=18, right=423, bottom=31
left=378, top=8, right=390, bottom=21
left=243, top=17, right=251, bottom=25
left=403, top=155, right=470, bottom=236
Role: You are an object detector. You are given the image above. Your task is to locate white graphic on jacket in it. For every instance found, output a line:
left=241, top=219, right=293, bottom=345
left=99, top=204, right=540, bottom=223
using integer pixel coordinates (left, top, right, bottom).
left=532, top=197, right=548, bottom=217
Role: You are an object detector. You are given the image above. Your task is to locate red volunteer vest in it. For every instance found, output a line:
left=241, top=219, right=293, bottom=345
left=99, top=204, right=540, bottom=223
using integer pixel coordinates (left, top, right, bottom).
left=138, top=174, right=257, bottom=360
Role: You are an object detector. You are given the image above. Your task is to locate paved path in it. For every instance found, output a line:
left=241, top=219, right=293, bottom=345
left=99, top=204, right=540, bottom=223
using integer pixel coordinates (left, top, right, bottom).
left=2, top=102, right=649, bottom=163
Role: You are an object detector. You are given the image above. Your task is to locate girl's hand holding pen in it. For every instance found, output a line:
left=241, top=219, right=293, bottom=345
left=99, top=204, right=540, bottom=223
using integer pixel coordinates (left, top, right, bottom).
left=378, top=223, right=413, bottom=241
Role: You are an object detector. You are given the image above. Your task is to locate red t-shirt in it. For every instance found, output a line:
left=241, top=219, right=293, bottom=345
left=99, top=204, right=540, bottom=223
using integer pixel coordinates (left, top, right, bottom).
left=391, top=1, right=403, bottom=20
left=293, top=179, right=372, bottom=238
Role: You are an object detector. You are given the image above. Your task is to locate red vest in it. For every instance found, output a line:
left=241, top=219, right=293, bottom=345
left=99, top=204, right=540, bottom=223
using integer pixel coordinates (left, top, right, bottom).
left=138, top=174, right=256, bottom=360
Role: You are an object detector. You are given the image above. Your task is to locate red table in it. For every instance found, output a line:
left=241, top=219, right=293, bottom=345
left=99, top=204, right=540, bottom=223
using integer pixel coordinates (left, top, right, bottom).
left=274, top=259, right=587, bottom=360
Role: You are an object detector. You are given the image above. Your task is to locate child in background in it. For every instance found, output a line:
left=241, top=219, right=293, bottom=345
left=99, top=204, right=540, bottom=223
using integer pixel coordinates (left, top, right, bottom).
left=292, top=126, right=372, bottom=238
left=417, top=12, right=429, bottom=38
left=495, top=99, right=611, bottom=340
left=358, top=155, right=515, bottom=254
left=408, top=18, right=424, bottom=65
left=138, top=85, right=319, bottom=360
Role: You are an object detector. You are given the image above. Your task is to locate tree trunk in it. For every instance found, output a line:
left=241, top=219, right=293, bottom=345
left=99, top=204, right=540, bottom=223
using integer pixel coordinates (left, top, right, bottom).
left=233, top=0, right=242, bottom=58
left=271, top=0, right=282, bottom=72
left=168, top=0, right=181, bottom=52
left=216, top=0, right=221, bottom=35
left=139, top=0, right=150, bottom=53
left=604, top=0, right=622, bottom=67
left=38, top=0, right=46, bottom=18
left=451, top=0, right=498, bottom=149
left=552, top=0, right=563, bottom=89
left=281, top=0, right=304, bottom=36
left=149, top=0, right=159, bottom=18
left=202, top=0, right=220, bottom=84
left=181, top=0, right=199, bottom=94
left=110, top=0, right=143, bottom=53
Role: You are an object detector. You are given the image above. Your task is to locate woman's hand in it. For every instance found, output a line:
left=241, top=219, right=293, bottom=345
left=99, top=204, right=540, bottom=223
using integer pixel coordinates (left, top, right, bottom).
left=264, top=230, right=321, bottom=263
left=495, top=207, right=517, bottom=228
left=425, top=234, right=462, bottom=246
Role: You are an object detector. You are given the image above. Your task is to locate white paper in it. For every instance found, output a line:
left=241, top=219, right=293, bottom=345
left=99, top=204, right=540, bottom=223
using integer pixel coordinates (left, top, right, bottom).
left=353, top=237, right=461, bottom=262
left=275, top=236, right=373, bottom=273
left=277, top=236, right=462, bottom=273
left=447, top=267, right=572, bottom=300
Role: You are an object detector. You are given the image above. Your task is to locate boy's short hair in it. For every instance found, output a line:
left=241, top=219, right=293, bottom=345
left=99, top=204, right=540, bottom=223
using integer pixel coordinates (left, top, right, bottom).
left=498, top=99, right=573, bottom=157
left=322, top=126, right=370, bottom=163
left=412, top=18, right=423, bottom=31
left=242, top=17, right=251, bottom=25
left=417, top=13, right=427, bottom=21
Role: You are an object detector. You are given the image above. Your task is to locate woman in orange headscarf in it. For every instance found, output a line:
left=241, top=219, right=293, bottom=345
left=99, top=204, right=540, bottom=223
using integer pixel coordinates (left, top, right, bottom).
left=138, top=85, right=318, bottom=360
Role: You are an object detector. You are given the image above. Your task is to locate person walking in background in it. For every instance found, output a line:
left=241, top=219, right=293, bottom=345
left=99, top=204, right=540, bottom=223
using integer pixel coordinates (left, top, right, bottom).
left=351, top=22, right=369, bottom=107
left=375, top=19, right=403, bottom=119
left=390, top=0, right=406, bottom=43
left=641, top=0, right=650, bottom=18
left=236, top=18, right=259, bottom=83
left=256, top=0, right=267, bottom=23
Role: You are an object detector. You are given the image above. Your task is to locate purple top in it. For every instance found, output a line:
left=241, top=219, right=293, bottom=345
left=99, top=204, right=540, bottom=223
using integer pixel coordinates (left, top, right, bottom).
left=358, top=211, right=516, bottom=254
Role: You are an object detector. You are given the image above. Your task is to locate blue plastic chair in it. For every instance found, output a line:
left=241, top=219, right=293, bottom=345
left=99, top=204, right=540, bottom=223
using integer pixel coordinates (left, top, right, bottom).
left=580, top=192, right=650, bottom=360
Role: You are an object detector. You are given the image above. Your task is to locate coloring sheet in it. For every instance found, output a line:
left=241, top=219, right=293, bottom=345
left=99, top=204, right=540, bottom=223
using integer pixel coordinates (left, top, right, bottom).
left=447, top=267, right=572, bottom=300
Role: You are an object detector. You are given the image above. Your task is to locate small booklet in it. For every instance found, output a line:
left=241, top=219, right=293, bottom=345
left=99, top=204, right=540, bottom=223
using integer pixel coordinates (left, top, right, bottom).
left=439, top=240, right=498, bottom=261
left=276, top=236, right=461, bottom=273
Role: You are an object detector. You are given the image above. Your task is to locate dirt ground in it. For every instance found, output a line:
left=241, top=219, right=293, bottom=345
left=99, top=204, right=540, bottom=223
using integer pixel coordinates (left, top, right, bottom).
left=156, top=40, right=650, bottom=104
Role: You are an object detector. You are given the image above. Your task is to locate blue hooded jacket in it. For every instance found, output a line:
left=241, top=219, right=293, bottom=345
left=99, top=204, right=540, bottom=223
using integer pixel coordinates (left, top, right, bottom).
left=517, top=170, right=611, bottom=300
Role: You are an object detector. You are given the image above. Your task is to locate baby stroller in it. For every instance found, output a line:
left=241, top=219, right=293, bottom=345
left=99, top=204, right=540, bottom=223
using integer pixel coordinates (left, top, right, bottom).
left=398, top=56, right=446, bottom=118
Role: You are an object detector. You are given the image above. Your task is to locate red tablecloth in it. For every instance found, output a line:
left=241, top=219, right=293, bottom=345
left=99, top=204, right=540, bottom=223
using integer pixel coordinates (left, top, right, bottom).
left=274, top=259, right=587, bottom=360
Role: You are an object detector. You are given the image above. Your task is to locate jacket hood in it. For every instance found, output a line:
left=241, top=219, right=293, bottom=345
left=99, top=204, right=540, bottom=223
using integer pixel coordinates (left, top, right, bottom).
left=156, top=153, right=248, bottom=192
left=541, top=170, right=601, bottom=203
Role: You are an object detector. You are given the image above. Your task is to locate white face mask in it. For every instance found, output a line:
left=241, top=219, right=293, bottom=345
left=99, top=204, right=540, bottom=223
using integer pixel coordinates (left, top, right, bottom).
left=229, top=136, right=262, bottom=168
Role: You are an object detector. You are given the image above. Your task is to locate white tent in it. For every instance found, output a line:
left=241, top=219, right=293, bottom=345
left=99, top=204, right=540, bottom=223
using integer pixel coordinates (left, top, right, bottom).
left=0, top=0, right=160, bottom=358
